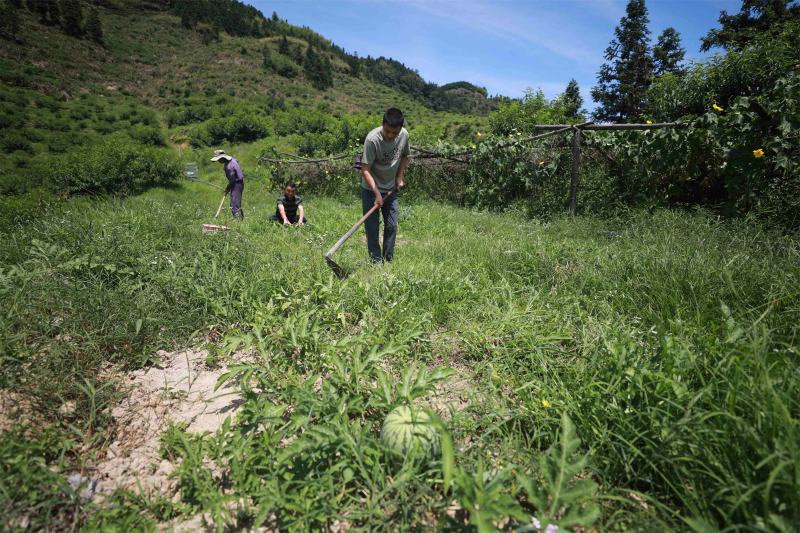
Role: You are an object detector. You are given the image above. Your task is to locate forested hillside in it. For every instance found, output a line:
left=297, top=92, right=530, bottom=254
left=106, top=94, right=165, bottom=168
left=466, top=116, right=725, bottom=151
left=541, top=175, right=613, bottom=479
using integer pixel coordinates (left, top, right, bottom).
left=0, top=0, right=499, bottom=224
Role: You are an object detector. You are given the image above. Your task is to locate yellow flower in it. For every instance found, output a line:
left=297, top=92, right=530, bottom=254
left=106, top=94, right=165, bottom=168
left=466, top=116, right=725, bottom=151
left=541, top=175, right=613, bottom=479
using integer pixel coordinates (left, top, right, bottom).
left=517, top=132, right=522, bottom=136
left=472, top=145, right=476, bottom=149
left=477, top=132, right=482, bottom=136
left=541, top=400, right=550, bottom=408
left=646, top=120, right=652, bottom=124
left=509, top=135, right=513, bottom=137
left=326, top=171, right=329, bottom=174
left=713, top=104, right=723, bottom=112
left=753, top=149, right=764, bottom=158
left=540, top=162, right=544, bottom=165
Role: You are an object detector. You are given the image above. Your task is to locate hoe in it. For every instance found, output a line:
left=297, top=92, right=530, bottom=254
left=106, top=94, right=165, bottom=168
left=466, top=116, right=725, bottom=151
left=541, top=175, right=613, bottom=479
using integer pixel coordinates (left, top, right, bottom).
left=324, top=187, right=397, bottom=279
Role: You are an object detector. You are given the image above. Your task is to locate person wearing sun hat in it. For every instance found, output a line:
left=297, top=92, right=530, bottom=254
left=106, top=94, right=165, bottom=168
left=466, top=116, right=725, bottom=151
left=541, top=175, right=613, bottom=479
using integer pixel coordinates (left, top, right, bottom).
left=210, top=149, right=244, bottom=220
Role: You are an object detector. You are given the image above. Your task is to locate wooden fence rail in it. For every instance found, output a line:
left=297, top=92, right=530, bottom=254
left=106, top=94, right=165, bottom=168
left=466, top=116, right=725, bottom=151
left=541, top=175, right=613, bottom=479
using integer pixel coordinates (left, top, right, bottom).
left=254, top=121, right=690, bottom=214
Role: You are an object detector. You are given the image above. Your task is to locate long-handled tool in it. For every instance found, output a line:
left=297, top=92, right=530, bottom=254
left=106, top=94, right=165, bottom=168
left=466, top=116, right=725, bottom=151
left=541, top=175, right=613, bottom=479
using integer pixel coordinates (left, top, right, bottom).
left=324, top=187, right=397, bottom=279
left=202, top=193, right=231, bottom=234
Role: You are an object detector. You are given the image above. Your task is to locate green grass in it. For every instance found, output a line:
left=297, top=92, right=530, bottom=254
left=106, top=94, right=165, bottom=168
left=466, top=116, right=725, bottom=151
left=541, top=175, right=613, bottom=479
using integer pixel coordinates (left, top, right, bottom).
left=1, top=180, right=798, bottom=531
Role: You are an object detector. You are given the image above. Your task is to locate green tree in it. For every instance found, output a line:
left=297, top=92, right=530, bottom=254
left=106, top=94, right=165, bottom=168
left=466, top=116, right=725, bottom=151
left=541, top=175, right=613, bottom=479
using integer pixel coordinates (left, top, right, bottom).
left=278, top=34, right=289, bottom=55
left=48, top=0, right=58, bottom=24
left=303, top=42, right=317, bottom=78
left=652, top=27, right=685, bottom=76
left=28, top=0, right=44, bottom=23
left=86, top=7, right=102, bottom=44
left=563, top=79, right=584, bottom=119
left=291, top=43, right=303, bottom=65
left=61, top=0, right=82, bottom=37
left=316, top=55, right=334, bottom=90
left=489, top=87, right=572, bottom=135
left=700, top=0, right=800, bottom=52
left=347, top=51, right=361, bottom=78
left=262, top=44, right=272, bottom=70
left=591, top=0, right=653, bottom=123
left=212, top=17, right=221, bottom=40
left=11, top=3, right=22, bottom=38
left=180, top=8, right=191, bottom=30
left=271, top=11, right=279, bottom=22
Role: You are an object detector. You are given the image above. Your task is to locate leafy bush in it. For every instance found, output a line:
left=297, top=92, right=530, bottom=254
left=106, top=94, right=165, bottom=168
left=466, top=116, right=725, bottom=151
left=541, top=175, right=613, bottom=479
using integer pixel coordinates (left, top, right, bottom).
left=597, top=71, right=800, bottom=225
left=165, top=104, right=215, bottom=127
left=489, top=87, right=576, bottom=136
left=264, top=53, right=299, bottom=79
left=0, top=104, right=26, bottom=129
left=0, top=131, right=33, bottom=152
left=50, top=139, right=183, bottom=194
left=646, top=22, right=800, bottom=121
left=187, top=125, right=213, bottom=148
left=19, top=128, right=45, bottom=143
left=127, top=124, right=167, bottom=146
left=195, top=114, right=270, bottom=146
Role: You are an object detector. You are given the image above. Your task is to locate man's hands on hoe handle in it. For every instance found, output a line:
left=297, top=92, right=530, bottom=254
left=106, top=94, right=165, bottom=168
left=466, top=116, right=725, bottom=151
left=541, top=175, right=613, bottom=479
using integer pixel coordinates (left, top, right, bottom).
left=362, top=161, right=405, bottom=208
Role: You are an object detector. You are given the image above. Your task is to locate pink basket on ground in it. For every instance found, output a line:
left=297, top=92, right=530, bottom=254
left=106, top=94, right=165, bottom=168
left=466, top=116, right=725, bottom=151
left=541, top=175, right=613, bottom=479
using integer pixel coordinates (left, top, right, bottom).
left=202, top=224, right=231, bottom=234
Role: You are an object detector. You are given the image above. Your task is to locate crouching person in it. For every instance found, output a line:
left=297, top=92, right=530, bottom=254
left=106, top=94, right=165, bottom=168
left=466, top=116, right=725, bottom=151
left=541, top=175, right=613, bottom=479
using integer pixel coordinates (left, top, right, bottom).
left=270, top=181, right=307, bottom=226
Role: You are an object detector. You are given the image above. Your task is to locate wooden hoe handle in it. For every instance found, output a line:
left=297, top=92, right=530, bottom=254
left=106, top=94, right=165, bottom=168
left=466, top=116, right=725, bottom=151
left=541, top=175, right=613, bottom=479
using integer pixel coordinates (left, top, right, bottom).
left=214, top=193, right=227, bottom=220
left=325, top=187, right=397, bottom=258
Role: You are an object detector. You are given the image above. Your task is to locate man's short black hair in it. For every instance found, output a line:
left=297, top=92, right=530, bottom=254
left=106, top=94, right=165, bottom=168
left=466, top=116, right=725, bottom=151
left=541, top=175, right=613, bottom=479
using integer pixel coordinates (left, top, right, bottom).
left=383, top=108, right=404, bottom=128
left=285, top=181, right=296, bottom=189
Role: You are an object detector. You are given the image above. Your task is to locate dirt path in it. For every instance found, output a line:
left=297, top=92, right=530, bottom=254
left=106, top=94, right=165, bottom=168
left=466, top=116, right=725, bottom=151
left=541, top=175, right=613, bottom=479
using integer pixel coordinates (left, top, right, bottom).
left=90, top=347, right=259, bottom=531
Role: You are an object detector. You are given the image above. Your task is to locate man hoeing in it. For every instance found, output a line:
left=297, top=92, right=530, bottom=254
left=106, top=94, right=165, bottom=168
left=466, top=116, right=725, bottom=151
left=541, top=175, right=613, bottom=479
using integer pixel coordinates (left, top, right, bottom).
left=359, top=107, right=410, bottom=263
left=210, top=150, right=244, bottom=220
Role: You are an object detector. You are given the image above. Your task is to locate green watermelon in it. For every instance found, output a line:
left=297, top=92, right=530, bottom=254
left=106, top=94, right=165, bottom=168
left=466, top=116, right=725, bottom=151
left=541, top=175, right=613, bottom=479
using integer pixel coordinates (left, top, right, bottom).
left=380, top=405, right=440, bottom=458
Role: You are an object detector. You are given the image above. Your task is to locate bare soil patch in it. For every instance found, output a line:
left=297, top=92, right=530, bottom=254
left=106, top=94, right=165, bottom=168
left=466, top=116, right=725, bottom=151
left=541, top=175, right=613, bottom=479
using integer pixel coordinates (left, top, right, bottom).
left=92, top=348, right=246, bottom=499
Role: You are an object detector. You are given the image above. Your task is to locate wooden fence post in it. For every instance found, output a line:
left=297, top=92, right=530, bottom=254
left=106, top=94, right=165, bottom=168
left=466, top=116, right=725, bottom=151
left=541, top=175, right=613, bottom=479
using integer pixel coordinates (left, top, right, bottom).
left=569, top=126, right=581, bottom=214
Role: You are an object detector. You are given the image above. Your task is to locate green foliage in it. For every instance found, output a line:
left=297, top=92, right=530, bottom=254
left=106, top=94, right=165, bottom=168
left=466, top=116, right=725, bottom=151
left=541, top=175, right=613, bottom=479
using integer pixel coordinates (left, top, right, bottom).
left=604, top=71, right=800, bottom=223
left=452, top=460, right=529, bottom=532
left=0, top=427, right=82, bottom=531
left=652, top=27, right=685, bottom=76
left=1, top=185, right=799, bottom=530
left=646, top=21, right=799, bottom=121
left=440, top=81, right=489, bottom=98
left=50, top=139, right=183, bottom=194
left=61, top=0, right=83, bottom=38
left=700, top=0, right=800, bottom=52
left=563, top=78, right=584, bottom=119
left=86, top=7, right=103, bottom=44
left=591, top=0, right=655, bottom=123
left=127, top=124, right=167, bottom=146
left=518, top=413, right=600, bottom=530
left=489, top=87, right=575, bottom=135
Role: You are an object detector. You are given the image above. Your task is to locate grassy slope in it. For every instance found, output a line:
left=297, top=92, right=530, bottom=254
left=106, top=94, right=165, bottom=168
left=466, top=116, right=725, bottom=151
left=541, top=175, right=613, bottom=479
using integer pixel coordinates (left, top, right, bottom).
left=0, top=6, right=488, bottom=147
left=1, top=181, right=798, bottom=531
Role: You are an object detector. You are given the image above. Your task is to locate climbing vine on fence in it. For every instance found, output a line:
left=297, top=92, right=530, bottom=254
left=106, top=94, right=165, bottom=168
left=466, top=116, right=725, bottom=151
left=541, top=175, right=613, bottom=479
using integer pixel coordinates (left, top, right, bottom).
left=597, top=72, right=800, bottom=221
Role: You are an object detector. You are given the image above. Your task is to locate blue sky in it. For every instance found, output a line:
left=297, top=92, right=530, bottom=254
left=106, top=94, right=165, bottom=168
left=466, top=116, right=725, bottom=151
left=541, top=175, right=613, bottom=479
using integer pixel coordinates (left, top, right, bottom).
left=251, top=0, right=740, bottom=112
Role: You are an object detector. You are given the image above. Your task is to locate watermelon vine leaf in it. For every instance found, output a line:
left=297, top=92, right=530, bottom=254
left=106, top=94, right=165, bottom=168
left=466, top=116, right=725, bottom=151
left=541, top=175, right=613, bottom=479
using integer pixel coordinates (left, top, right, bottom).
left=517, top=412, right=600, bottom=530
left=451, top=458, right=529, bottom=532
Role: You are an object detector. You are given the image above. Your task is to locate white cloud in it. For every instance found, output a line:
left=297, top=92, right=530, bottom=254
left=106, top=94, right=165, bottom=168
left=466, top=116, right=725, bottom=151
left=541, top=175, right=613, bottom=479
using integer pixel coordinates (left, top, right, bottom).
left=406, top=0, right=605, bottom=69
left=582, top=0, right=626, bottom=22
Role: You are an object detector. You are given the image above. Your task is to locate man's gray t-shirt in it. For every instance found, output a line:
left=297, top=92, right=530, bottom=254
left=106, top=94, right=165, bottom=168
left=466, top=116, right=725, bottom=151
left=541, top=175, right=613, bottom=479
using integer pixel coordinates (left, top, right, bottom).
left=361, top=126, right=411, bottom=192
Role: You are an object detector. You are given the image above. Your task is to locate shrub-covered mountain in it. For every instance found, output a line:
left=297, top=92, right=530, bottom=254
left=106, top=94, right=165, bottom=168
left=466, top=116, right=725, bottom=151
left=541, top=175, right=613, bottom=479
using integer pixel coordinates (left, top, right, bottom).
left=0, top=0, right=500, bottom=224
left=169, top=0, right=501, bottom=114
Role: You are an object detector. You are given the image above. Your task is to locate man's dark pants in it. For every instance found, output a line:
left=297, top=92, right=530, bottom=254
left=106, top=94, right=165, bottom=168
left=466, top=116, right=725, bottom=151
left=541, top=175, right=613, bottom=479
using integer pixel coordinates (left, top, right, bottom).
left=230, top=181, right=244, bottom=220
left=269, top=213, right=307, bottom=224
left=362, top=187, right=399, bottom=263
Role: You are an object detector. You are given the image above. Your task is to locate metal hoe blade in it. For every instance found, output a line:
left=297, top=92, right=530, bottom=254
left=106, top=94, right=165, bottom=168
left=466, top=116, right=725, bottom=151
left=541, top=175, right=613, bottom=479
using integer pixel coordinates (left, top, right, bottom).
left=323, top=186, right=397, bottom=281
left=324, top=253, right=348, bottom=280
